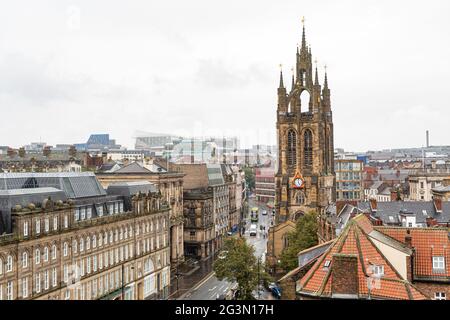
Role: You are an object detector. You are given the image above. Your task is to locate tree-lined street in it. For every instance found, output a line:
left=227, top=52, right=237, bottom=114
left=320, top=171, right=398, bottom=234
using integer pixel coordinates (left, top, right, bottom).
left=181, top=196, right=275, bottom=300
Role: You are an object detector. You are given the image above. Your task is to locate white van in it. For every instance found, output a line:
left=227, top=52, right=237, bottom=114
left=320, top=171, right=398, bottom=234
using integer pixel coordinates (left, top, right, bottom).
left=249, top=224, right=257, bottom=237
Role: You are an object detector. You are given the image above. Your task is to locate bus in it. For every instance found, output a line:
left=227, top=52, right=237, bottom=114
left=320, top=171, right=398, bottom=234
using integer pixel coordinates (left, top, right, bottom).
left=250, top=207, right=259, bottom=222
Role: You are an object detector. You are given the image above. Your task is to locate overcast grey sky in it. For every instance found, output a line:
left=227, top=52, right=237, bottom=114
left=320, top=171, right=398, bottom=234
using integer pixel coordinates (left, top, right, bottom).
left=1, top=0, right=449, bottom=151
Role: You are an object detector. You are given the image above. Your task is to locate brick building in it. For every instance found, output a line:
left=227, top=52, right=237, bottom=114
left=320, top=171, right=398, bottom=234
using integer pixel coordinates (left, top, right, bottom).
left=255, top=167, right=275, bottom=204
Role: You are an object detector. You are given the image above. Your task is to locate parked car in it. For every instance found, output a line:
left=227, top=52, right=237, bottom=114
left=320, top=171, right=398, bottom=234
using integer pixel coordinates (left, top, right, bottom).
left=262, top=210, right=267, bottom=215
left=271, top=286, right=282, bottom=299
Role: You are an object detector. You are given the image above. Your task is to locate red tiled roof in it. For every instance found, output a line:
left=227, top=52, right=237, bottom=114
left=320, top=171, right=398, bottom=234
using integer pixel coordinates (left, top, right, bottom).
left=375, top=226, right=450, bottom=281
left=297, top=214, right=428, bottom=300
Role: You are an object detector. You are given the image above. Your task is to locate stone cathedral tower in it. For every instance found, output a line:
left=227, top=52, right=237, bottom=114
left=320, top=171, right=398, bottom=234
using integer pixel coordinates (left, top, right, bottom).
left=275, top=21, right=336, bottom=222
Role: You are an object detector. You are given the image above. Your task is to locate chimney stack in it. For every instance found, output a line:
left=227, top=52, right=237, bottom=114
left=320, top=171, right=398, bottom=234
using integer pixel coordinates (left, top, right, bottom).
left=390, top=190, right=398, bottom=202
left=405, top=229, right=413, bottom=248
left=426, top=217, right=438, bottom=227
left=431, top=160, right=437, bottom=170
left=433, top=197, right=443, bottom=213
left=369, top=198, right=377, bottom=212
left=331, top=254, right=359, bottom=298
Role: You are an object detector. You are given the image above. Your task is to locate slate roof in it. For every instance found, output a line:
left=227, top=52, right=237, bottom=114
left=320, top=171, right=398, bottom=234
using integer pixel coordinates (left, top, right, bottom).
left=0, top=187, right=67, bottom=210
left=0, top=172, right=106, bottom=199
left=297, top=214, right=428, bottom=300
left=298, top=240, right=334, bottom=268
left=106, top=181, right=158, bottom=196
left=357, top=201, right=450, bottom=226
left=112, top=161, right=166, bottom=174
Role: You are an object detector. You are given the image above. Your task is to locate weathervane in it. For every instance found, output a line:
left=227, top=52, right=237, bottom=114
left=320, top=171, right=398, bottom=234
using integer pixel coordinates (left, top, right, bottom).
left=301, top=16, right=305, bottom=25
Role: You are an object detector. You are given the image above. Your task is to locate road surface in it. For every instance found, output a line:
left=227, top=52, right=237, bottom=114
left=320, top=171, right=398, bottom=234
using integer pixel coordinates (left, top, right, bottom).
left=183, top=197, right=274, bottom=300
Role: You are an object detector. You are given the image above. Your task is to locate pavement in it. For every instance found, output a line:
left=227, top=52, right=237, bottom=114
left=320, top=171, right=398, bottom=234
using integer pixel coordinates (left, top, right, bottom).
left=172, top=197, right=277, bottom=300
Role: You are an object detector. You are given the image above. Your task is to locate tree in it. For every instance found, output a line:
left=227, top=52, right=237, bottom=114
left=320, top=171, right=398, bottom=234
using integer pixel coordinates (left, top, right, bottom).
left=243, top=167, right=255, bottom=191
left=214, top=238, right=271, bottom=300
left=280, top=211, right=319, bottom=272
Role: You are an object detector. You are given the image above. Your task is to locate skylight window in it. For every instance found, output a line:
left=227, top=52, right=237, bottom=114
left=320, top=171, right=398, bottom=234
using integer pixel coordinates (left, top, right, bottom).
left=372, top=265, right=384, bottom=277
left=433, top=256, right=445, bottom=272
left=324, top=260, right=331, bottom=268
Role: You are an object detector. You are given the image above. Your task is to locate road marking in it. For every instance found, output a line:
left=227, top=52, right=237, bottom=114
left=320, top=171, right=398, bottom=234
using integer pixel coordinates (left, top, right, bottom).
left=208, top=286, right=217, bottom=292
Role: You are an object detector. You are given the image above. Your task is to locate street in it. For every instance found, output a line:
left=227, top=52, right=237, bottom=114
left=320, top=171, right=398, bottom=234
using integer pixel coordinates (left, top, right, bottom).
left=182, top=196, right=274, bottom=300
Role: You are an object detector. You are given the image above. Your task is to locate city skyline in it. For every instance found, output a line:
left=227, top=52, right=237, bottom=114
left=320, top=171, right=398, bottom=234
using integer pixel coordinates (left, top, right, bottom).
left=1, top=0, right=449, bottom=151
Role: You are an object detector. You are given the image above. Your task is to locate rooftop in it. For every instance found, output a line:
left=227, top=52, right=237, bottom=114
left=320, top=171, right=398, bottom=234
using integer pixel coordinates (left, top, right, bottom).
left=0, top=172, right=106, bottom=199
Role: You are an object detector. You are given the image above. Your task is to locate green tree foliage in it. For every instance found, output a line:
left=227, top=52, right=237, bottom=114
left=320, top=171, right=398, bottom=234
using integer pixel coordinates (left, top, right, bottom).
left=280, top=211, right=319, bottom=272
left=214, top=238, right=271, bottom=300
left=243, top=167, right=255, bottom=191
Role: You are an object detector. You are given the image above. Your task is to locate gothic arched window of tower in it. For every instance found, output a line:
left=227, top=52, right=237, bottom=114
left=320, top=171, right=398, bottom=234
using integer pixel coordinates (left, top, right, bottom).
left=287, top=129, right=297, bottom=167
left=303, top=129, right=313, bottom=168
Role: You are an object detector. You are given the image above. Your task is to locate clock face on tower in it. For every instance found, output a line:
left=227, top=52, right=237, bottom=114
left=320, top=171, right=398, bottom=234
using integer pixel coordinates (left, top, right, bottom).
left=292, top=171, right=305, bottom=189
left=294, top=177, right=304, bottom=188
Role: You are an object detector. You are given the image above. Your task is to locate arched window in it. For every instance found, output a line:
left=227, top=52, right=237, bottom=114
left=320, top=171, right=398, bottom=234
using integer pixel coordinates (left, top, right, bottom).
left=93, top=235, right=97, bottom=248
left=296, top=191, right=305, bottom=205
left=52, top=245, right=57, bottom=260
left=300, top=90, right=310, bottom=111
left=72, top=239, right=77, bottom=253
left=22, top=252, right=28, bottom=268
left=35, top=249, right=41, bottom=265
left=287, top=130, right=297, bottom=167
left=303, top=129, right=313, bottom=168
left=43, top=246, right=49, bottom=262
left=6, top=255, right=13, bottom=272
left=282, top=235, right=289, bottom=250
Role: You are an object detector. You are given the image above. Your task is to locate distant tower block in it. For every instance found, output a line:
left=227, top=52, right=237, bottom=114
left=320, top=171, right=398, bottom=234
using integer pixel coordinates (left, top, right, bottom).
left=426, top=130, right=430, bottom=148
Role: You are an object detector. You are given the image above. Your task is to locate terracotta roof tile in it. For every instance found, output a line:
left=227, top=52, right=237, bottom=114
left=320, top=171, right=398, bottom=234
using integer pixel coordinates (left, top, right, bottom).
left=375, top=227, right=450, bottom=280
left=297, top=214, right=429, bottom=300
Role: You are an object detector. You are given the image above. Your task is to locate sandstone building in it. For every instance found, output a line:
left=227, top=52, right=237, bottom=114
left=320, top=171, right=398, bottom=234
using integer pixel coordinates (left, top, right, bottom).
left=0, top=173, right=170, bottom=300
left=96, top=161, right=185, bottom=264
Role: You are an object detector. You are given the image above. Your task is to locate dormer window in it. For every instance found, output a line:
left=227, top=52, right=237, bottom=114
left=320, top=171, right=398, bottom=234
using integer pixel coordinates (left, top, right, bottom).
left=87, top=207, right=92, bottom=219
left=97, top=205, right=104, bottom=217
left=372, top=265, right=384, bottom=277
left=74, top=208, right=80, bottom=221
left=433, top=256, right=445, bottom=272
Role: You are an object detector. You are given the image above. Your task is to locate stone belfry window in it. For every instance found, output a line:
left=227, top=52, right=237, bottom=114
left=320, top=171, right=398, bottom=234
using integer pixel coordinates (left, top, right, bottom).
left=304, top=129, right=313, bottom=168
left=287, top=130, right=297, bottom=167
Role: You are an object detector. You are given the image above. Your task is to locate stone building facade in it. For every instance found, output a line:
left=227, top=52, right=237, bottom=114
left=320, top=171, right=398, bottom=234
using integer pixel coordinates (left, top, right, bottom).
left=0, top=176, right=170, bottom=300
left=268, top=22, right=336, bottom=275
left=182, top=189, right=215, bottom=259
left=96, top=161, right=185, bottom=264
